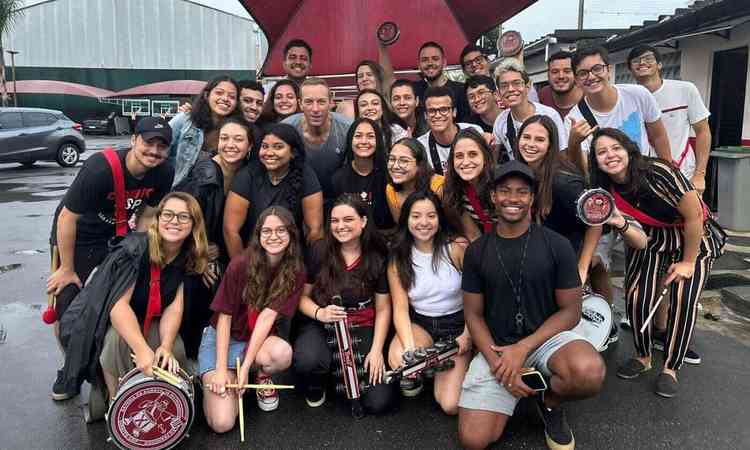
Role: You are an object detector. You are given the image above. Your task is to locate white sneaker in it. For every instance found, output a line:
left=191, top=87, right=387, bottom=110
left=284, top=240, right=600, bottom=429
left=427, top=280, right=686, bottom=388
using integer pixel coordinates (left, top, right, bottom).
left=255, top=372, right=279, bottom=412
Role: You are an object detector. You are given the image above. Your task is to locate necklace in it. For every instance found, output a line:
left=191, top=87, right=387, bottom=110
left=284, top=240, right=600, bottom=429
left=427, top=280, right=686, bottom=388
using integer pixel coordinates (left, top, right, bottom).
left=493, top=225, right=532, bottom=334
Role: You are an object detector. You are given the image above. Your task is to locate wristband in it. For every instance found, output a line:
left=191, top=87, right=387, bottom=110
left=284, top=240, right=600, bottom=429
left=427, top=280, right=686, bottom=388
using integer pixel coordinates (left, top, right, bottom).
left=314, top=306, right=321, bottom=321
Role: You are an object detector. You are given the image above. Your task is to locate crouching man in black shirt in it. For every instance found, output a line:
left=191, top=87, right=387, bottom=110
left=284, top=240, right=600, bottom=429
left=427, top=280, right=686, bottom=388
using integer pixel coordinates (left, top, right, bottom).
left=458, top=161, right=605, bottom=450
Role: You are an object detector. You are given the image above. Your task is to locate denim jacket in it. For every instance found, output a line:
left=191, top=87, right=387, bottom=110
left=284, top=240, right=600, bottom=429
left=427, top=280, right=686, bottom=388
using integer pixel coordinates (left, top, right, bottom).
left=168, top=112, right=205, bottom=187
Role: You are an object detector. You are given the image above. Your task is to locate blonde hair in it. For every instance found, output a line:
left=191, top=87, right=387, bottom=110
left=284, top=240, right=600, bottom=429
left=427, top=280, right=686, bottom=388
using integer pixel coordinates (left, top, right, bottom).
left=147, top=192, right=209, bottom=275
left=300, top=77, right=330, bottom=98
left=493, top=58, right=530, bottom=86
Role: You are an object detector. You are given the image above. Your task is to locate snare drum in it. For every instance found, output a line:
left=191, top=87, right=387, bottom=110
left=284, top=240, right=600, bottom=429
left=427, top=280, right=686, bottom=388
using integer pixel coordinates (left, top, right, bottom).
left=107, top=368, right=194, bottom=450
left=571, top=293, right=613, bottom=352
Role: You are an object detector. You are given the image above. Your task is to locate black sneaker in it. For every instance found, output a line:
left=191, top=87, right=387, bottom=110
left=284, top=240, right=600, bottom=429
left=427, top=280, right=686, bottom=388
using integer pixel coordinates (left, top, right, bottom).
left=619, top=315, right=631, bottom=329
left=655, top=373, right=678, bottom=398
left=51, top=369, right=76, bottom=401
left=536, top=397, right=575, bottom=450
left=305, top=387, right=326, bottom=408
left=616, top=358, right=651, bottom=380
left=400, top=375, right=424, bottom=397
left=683, top=348, right=702, bottom=365
left=652, top=331, right=701, bottom=365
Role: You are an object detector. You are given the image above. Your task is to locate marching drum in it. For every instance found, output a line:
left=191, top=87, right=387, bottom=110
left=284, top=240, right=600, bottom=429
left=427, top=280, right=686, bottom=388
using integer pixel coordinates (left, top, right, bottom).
left=571, top=293, right=613, bottom=352
left=107, top=368, right=195, bottom=450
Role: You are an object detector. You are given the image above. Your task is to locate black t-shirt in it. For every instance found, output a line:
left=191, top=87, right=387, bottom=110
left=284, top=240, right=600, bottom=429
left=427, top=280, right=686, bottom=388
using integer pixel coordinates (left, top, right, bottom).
left=613, top=160, right=687, bottom=225
left=466, top=113, right=495, bottom=133
left=130, top=250, right=187, bottom=322
left=331, top=164, right=394, bottom=230
left=57, top=149, right=173, bottom=246
left=413, top=79, right=471, bottom=123
left=542, top=172, right=588, bottom=254
left=230, top=162, right=321, bottom=244
left=462, top=225, right=581, bottom=345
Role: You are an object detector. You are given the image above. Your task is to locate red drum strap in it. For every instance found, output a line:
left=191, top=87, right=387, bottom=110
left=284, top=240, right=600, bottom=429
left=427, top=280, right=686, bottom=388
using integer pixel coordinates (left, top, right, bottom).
left=609, top=188, right=708, bottom=228
left=143, top=263, right=162, bottom=336
left=102, top=148, right=128, bottom=237
left=465, top=183, right=493, bottom=233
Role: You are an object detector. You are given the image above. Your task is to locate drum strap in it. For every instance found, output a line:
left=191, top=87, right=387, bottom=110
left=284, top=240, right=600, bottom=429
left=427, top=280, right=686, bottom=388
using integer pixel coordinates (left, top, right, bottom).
left=102, top=148, right=128, bottom=237
left=465, top=183, right=493, bottom=233
left=609, top=187, right=708, bottom=228
left=427, top=133, right=445, bottom=176
left=143, top=263, right=162, bottom=336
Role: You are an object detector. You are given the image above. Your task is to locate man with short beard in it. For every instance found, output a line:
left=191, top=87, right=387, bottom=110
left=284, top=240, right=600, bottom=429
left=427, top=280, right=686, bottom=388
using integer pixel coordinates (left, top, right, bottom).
left=412, top=41, right=471, bottom=122
left=538, top=51, right=582, bottom=119
left=417, top=85, right=483, bottom=175
left=283, top=78, right=353, bottom=207
left=465, top=75, right=502, bottom=133
left=390, top=79, right=428, bottom=137
left=237, top=80, right=265, bottom=148
left=282, top=39, right=312, bottom=84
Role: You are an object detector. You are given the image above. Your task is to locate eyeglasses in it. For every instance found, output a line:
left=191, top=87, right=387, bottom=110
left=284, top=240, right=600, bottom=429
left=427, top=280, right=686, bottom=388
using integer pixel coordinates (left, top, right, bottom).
left=426, top=106, right=452, bottom=117
left=630, top=54, right=657, bottom=65
left=387, top=156, right=415, bottom=168
left=575, top=64, right=608, bottom=80
left=160, top=210, right=193, bottom=224
left=467, top=89, right=493, bottom=102
left=497, top=80, right=527, bottom=91
left=260, top=226, right=289, bottom=239
left=463, top=55, right=486, bottom=68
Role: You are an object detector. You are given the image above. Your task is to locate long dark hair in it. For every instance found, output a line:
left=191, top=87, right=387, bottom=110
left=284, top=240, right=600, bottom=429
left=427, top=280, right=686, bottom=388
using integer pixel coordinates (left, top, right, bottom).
left=354, top=89, right=407, bottom=149
left=588, top=127, right=652, bottom=198
left=313, top=194, right=388, bottom=305
left=191, top=75, right=239, bottom=131
left=443, top=128, right=496, bottom=224
left=514, top=115, right=582, bottom=220
left=390, top=190, right=456, bottom=290
left=243, top=206, right=305, bottom=311
left=256, top=123, right=307, bottom=213
left=259, top=79, right=301, bottom=123
left=344, top=117, right=389, bottom=212
left=388, top=137, right=435, bottom=193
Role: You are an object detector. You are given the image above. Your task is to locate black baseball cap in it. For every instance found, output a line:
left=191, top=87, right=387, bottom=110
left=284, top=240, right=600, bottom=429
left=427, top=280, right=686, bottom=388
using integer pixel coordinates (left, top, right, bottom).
left=135, top=116, right=173, bottom=145
left=492, top=160, right=537, bottom=188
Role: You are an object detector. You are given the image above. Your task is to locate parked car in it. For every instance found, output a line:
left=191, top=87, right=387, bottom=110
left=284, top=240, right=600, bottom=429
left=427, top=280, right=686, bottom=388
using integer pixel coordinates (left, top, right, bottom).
left=0, top=107, right=86, bottom=167
left=83, top=111, right=117, bottom=135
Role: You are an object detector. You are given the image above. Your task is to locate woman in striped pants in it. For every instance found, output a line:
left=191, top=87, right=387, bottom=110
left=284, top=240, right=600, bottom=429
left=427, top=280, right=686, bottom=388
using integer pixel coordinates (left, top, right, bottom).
left=588, top=128, right=725, bottom=398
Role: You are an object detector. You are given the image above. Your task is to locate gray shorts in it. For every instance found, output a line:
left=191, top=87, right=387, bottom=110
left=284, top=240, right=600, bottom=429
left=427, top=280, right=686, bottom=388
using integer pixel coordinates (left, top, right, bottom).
left=458, top=331, right=584, bottom=416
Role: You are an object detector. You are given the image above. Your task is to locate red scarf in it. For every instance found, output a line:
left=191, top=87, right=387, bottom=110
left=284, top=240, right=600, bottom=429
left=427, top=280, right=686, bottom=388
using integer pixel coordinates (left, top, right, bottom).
left=465, top=183, right=493, bottom=233
left=143, top=263, right=161, bottom=336
left=102, top=148, right=128, bottom=237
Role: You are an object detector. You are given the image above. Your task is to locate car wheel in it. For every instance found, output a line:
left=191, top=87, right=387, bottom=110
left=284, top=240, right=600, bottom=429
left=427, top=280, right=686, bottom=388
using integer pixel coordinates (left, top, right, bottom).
left=57, top=143, right=80, bottom=167
left=21, top=161, right=36, bottom=168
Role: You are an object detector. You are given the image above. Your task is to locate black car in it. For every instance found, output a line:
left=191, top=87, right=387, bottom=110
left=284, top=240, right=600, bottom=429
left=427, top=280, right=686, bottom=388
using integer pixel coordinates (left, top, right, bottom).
left=83, top=112, right=116, bottom=135
left=0, top=107, right=86, bottom=167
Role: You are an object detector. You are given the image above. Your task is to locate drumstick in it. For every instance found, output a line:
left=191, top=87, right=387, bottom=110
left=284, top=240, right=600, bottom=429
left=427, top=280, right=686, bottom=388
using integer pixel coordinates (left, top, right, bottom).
left=236, top=357, right=245, bottom=443
left=640, top=285, right=670, bottom=333
left=152, top=366, right=181, bottom=386
left=226, top=383, right=295, bottom=390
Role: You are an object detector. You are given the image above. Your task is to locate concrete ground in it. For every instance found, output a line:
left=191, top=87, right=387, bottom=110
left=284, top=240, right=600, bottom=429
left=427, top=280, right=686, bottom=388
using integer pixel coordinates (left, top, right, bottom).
left=1, top=139, right=749, bottom=449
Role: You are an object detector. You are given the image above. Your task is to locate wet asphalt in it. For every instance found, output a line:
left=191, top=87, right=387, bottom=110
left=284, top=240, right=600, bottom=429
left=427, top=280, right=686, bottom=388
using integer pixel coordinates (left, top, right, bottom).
left=0, top=138, right=749, bottom=449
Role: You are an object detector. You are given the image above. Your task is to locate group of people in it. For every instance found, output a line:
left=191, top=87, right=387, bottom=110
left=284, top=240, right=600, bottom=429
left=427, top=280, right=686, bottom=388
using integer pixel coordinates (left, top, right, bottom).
left=45, top=35, right=725, bottom=450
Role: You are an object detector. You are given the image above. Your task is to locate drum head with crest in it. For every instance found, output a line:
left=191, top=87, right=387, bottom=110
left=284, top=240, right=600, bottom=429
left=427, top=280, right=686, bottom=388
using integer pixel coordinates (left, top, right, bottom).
left=576, top=188, right=614, bottom=226
left=377, top=21, right=400, bottom=46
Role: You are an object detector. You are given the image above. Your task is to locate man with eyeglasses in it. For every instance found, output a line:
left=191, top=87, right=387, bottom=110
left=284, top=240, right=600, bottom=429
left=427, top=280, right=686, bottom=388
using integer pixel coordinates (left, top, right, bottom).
left=628, top=44, right=709, bottom=366
left=565, top=46, right=671, bottom=173
left=492, top=59, right=568, bottom=161
left=465, top=75, right=503, bottom=133
left=416, top=85, right=483, bottom=175
left=538, top=51, right=582, bottom=119
left=46, top=117, right=175, bottom=400
left=412, top=41, right=471, bottom=122
left=461, top=44, right=491, bottom=78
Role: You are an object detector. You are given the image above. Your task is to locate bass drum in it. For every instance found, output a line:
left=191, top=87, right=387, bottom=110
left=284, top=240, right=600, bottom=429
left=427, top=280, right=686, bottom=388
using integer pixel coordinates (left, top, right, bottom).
left=107, top=368, right=194, bottom=450
left=571, top=293, right=613, bottom=352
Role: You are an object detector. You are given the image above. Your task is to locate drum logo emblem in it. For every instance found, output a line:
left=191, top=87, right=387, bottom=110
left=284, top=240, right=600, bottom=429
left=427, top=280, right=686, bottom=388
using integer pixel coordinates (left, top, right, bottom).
left=114, top=386, right=188, bottom=448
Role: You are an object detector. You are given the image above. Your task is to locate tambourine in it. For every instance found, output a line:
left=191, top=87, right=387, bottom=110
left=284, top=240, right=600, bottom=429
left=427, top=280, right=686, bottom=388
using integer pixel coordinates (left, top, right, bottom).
left=497, top=30, right=524, bottom=57
left=576, top=189, right=614, bottom=226
left=377, top=21, right=400, bottom=46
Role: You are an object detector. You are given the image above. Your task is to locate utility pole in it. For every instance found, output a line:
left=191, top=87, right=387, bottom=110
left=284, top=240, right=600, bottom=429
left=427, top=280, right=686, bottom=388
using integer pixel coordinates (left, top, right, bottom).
left=578, top=0, right=585, bottom=30
left=6, top=50, right=18, bottom=107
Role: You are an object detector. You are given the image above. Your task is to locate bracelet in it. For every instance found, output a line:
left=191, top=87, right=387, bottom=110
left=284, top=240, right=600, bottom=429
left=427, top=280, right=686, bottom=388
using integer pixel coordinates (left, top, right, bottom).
left=615, top=220, right=630, bottom=234
left=314, top=306, right=321, bottom=321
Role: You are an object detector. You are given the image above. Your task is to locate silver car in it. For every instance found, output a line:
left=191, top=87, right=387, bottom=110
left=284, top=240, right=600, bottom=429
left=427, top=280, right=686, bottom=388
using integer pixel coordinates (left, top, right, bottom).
left=0, top=107, right=86, bottom=167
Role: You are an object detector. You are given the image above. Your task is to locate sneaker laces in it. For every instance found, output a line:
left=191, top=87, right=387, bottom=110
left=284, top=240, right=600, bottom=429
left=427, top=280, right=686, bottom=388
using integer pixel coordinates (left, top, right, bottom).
left=256, top=373, right=277, bottom=400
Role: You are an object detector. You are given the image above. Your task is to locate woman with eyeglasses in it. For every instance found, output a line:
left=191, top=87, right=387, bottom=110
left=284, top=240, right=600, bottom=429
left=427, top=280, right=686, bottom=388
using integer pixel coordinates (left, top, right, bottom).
left=199, top=206, right=305, bottom=431
left=224, top=124, right=324, bottom=258
left=354, top=89, right=409, bottom=149
left=388, top=190, right=471, bottom=413
left=443, top=129, right=497, bottom=242
left=293, top=194, right=396, bottom=414
left=386, top=138, right=445, bottom=223
left=57, top=192, right=209, bottom=403
left=259, top=80, right=301, bottom=124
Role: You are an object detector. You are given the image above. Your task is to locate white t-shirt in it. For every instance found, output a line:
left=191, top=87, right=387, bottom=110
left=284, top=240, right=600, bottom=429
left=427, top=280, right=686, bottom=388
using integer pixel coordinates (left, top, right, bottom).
left=652, top=79, right=710, bottom=178
left=492, top=101, right=568, bottom=160
left=417, top=122, right=483, bottom=174
left=565, top=84, right=661, bottom=156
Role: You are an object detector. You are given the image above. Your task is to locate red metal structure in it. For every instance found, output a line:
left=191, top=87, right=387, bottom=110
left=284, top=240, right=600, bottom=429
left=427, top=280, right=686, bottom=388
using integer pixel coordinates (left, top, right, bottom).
left=239, top=0, right=537, bottom=77
left=108, top=80, right=207, bottom=97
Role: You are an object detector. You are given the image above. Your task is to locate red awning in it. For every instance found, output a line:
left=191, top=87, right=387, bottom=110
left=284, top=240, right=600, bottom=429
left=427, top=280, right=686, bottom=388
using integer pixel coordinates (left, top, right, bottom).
left=12, top=80, right=115, bottom=98
left=240, top=0, right=537, bottom=77
left=109, top=80, right=207, bottom=97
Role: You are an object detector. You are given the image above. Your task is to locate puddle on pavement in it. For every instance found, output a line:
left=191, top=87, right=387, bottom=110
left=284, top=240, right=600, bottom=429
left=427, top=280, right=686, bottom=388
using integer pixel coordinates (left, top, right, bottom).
left=0, top=263, right=22, bottom=274
left=13, top=249, right=46, bottom=256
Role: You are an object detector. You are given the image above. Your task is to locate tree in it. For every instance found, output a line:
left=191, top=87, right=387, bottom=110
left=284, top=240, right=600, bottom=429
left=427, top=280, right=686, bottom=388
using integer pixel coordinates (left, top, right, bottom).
left=479, top=25, right=501, bottom=57
left=0, top=0, right=24, bottom=107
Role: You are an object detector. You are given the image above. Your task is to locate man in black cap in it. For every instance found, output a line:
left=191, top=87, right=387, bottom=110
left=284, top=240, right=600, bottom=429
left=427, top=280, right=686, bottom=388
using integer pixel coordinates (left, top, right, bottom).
left=458, top=161, right=605, bottom=450
left=46, top=116, right=175, bottom=400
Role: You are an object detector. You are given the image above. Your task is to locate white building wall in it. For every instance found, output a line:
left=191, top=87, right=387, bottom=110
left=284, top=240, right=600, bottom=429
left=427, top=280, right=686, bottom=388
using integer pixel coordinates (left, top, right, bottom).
left=4, top=0, right=267, bottom=71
